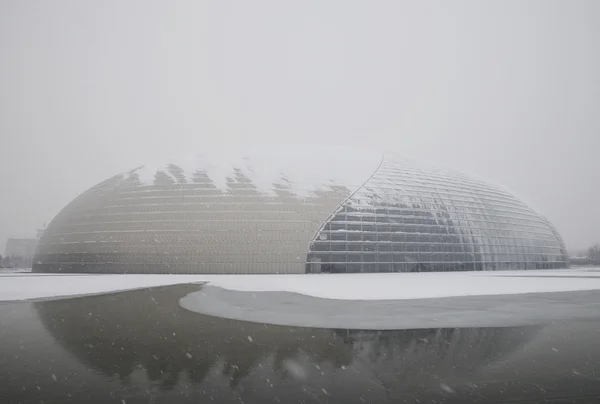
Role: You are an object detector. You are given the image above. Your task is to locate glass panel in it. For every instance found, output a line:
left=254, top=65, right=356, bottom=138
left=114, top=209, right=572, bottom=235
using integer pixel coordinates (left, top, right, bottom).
left=305, top=156, right=567, bottom=274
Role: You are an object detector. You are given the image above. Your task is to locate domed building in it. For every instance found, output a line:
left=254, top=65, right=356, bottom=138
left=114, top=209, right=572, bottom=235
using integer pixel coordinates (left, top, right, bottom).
left=32, top=145, right=568, bottom=274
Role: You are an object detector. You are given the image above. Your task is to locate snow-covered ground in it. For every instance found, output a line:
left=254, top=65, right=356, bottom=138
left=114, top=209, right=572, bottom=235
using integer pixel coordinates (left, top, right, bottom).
left=0, top=268, right=32, bottom=273
left=201, top=268, right=600, bottom=300
left=1, top=268, right=600, bottom=302
left=0, top=273, right=210, bottom=301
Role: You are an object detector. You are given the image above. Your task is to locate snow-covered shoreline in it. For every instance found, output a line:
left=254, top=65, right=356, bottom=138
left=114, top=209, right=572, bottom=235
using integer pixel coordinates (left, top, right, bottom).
left=180, top=284, right=600, bottom=329
left=1, top=268, right=600, bottom=302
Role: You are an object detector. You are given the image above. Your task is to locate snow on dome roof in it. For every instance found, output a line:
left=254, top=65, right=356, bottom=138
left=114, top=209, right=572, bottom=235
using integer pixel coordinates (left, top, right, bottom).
left=125, top=143, right=384, bottom=197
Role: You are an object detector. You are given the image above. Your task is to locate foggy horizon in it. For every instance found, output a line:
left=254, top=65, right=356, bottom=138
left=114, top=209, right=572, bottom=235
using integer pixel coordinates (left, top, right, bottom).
left=1, top=0, right=599, bottom=254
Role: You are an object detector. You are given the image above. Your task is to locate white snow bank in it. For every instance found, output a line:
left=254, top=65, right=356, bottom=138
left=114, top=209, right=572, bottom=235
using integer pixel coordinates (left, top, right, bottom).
left=1, top=268, right=599, bottom=302
left=0, top=274, right=208, bottom=301
left=200, top=268, right=600, bottom=300
left=0, top=268, right=31, bottom=273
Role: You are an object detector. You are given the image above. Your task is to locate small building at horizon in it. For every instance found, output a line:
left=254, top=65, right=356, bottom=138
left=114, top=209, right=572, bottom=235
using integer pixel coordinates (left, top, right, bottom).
left=4, top=237, right=39, bottom=268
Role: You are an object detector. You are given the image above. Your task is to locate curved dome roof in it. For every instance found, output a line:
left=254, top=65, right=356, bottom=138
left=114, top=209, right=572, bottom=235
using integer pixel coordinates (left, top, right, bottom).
left=33, top=144, right=568, bottom=274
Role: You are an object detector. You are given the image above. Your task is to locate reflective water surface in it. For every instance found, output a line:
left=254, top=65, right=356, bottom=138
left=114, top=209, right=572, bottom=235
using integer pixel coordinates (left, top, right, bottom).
left=1, top=285, right=600, bottom=403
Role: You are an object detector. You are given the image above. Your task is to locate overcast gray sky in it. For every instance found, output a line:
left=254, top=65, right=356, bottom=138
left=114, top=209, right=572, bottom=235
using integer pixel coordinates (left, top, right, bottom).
left=1, top=0, right=598, bottom=254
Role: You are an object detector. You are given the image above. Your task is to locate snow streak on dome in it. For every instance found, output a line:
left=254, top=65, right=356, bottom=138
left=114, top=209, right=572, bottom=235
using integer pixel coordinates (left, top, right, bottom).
left=126, top=144, right=383, bottom=198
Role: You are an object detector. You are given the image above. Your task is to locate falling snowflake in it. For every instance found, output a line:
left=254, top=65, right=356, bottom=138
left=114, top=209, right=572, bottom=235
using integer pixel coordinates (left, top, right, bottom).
left=283, top=359, right=307, bottom=380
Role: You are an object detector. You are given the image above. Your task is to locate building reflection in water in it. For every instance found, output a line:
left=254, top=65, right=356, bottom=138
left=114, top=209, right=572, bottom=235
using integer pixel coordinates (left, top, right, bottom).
left=30, top=284, right=547, bottom=403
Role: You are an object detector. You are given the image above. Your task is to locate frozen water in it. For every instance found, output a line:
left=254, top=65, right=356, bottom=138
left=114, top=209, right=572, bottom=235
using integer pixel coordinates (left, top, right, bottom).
left=1, top=268, right=600, bottom=302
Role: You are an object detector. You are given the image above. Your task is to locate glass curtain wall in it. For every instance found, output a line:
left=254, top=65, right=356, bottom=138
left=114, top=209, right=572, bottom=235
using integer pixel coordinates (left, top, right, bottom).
left=307, top=157, right=567, bottom=273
